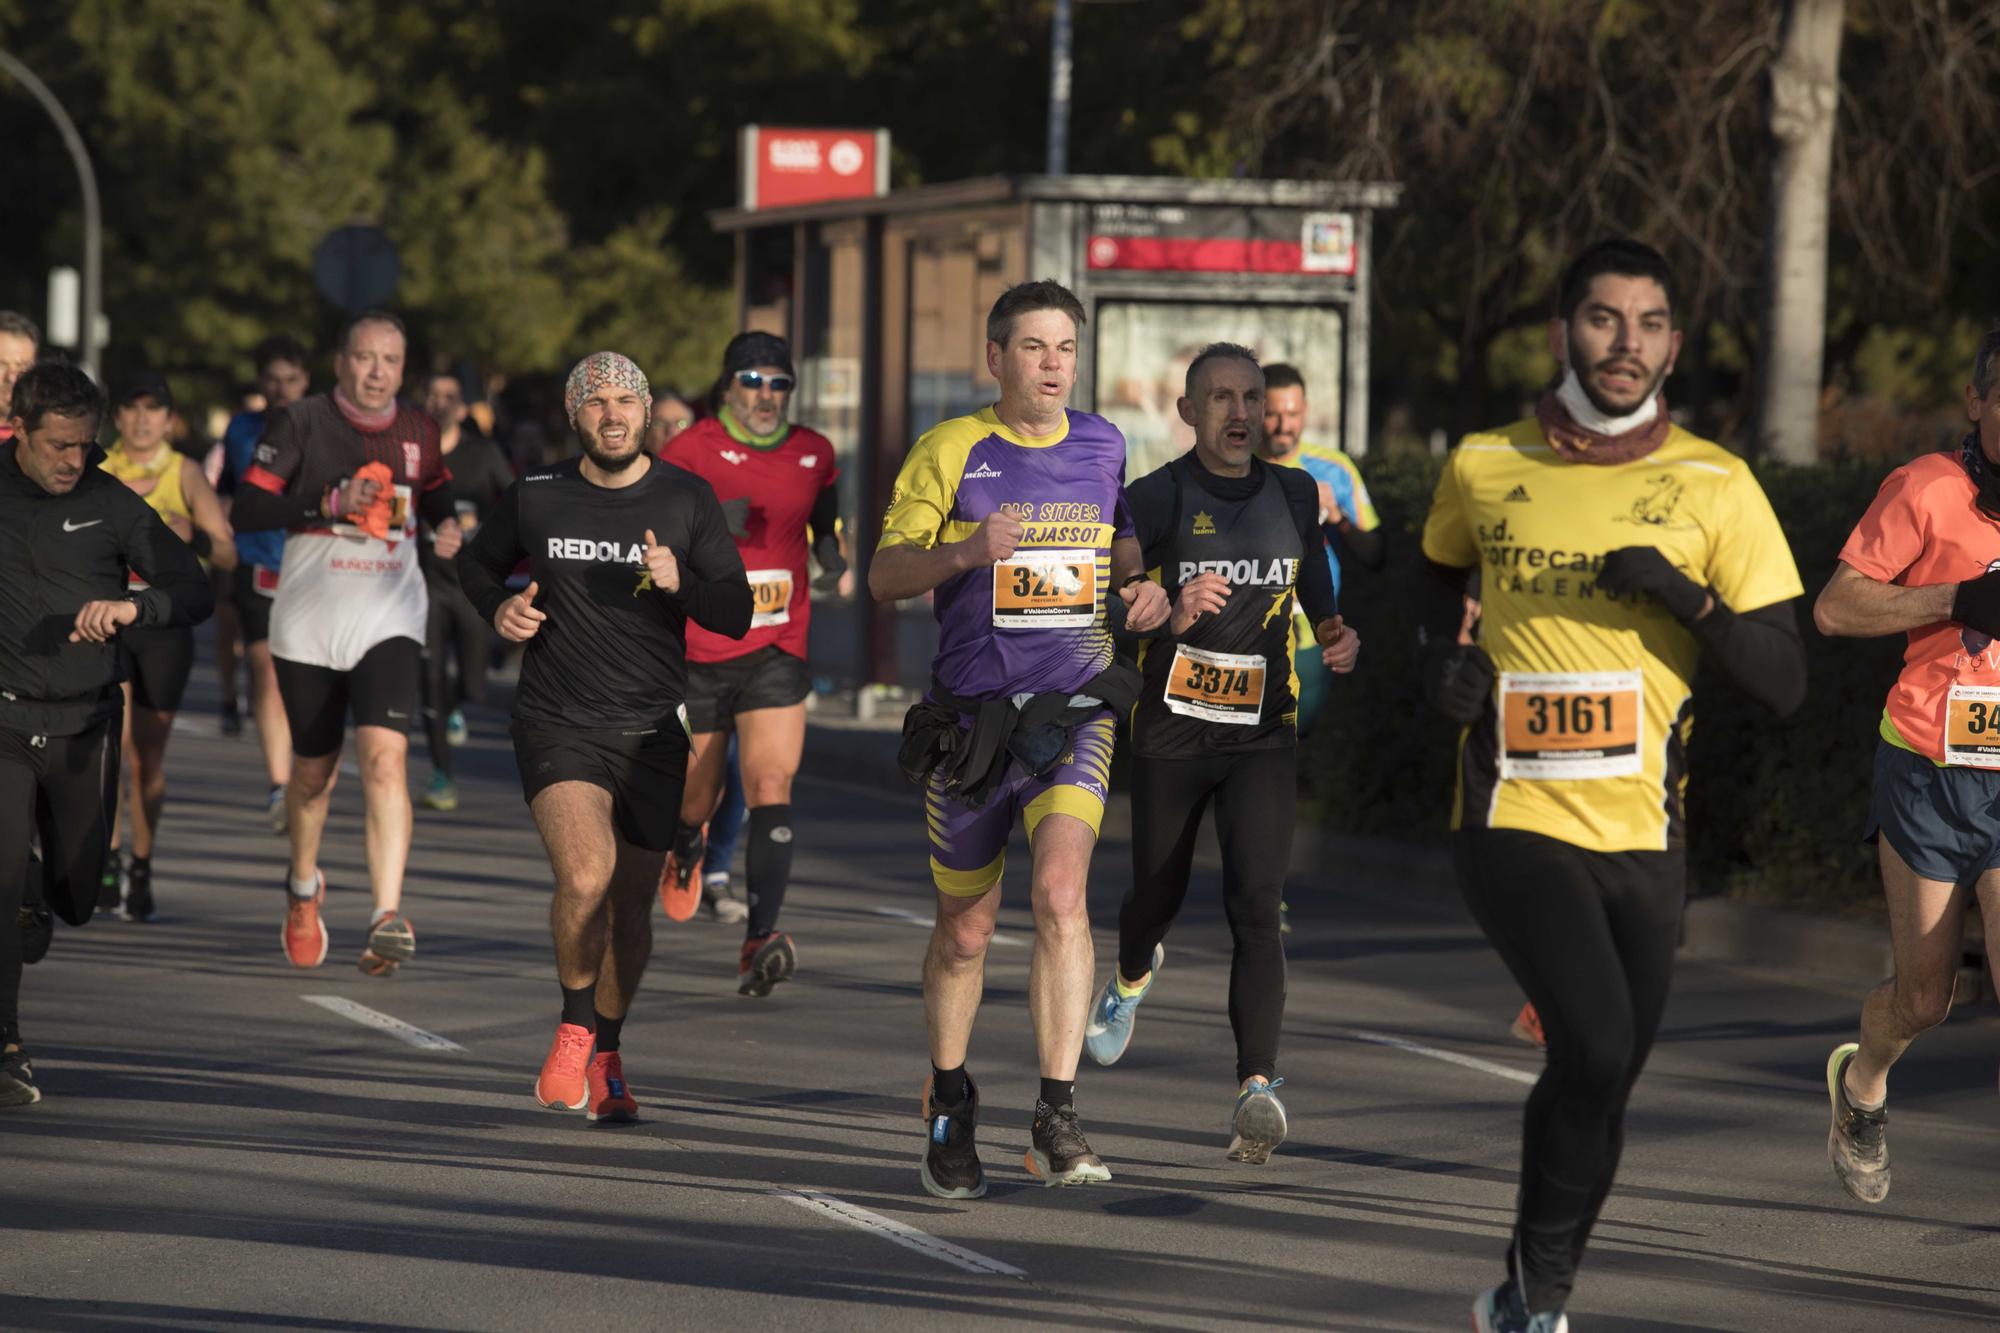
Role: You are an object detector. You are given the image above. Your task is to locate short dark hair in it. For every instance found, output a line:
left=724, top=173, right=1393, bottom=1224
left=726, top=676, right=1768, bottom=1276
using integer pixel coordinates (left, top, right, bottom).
left=11, top=361, right=106, bottom=433
left=1263, top=363, right=1305, bottom=394
left=253, top=334, right=309, bottom=374
left=1556, top=239, right=1677, bottom=321
left=340, top=309, right=406, bottom=352
left=0, top=310, right=41, bottom=351
left=986, top=280, right=1087, bottom=349
left=424, top=368, right=464, bottom=395
left=1974, top=328, right=2000, bottom=398
left=1184, top=343, right=1262, bottom=398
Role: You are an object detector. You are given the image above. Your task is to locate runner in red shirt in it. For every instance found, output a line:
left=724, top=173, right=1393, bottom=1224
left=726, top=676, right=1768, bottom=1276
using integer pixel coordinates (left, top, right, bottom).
left=659, top=333, right=843, bottom=995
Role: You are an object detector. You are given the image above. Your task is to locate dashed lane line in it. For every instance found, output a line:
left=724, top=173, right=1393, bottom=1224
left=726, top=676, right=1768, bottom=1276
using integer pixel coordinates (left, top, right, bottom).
left=868, top=905, right=1027, bottom=947
left=302, top=995, right=466, bottom=1051
left=1341, top=1026, right=1538, bottom=1086
left=773, top=1189, right=1027, bottom=1278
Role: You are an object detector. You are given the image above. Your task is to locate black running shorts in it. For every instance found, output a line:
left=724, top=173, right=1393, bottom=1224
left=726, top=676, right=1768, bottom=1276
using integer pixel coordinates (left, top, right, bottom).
left=120, top=626, right=196, bottom=713
left=275, top=636, right=422, bottom=759
left=683, top=646, right=810, bottom=735
left=511, top=716, right=689, bottom=852
left=229, top=563, right=280, bottom=645
left=1864, top=738, right=2000, bottom=885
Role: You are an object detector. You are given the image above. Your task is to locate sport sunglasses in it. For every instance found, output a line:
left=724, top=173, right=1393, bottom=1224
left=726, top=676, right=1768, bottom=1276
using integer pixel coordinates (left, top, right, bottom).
left=735, top=371, right=796, bottom=393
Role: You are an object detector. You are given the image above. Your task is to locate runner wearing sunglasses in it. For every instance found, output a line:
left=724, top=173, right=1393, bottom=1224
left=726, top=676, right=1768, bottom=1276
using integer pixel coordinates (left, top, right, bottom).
left=657, top=332, right=844, bottom=995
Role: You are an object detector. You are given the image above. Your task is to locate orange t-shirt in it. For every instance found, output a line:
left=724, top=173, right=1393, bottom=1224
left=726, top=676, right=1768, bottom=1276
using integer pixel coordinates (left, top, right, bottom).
left=1838, top=451, right=2000, bottom=762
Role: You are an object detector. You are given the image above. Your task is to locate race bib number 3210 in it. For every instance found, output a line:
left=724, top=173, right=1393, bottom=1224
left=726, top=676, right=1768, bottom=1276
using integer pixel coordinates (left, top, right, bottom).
left=1499, top=670, right=1644, bottom=781
left=992, top=549, right=1097, bottom=628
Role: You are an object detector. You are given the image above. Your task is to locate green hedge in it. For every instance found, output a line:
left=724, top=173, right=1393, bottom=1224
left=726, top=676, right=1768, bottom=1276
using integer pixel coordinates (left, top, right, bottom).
left=1301, top=450, right=1906, bottom=914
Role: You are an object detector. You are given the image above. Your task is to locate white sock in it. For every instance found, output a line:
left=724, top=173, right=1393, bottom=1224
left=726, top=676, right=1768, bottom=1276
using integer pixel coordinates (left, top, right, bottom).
left=289, top=872, right=319, bottom=899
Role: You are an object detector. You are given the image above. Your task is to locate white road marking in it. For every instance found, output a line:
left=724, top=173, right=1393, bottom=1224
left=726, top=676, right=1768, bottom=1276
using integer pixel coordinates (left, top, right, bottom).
left=301, top=995, right=465, bottom=1051
left=1341, top=1027, right=1538, bottom=1086
left=774, top=1189, right=1026, bottom=1278
left=868, top=905, right=1026, bottom=947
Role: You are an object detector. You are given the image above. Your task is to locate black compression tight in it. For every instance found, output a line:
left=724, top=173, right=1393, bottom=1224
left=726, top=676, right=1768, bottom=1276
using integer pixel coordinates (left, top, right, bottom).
left=423, top=581, right=490, bottom=775
left=1453, top=827, right=1683, bottom=1315
left=1119, top=746, right=1293, bottom=1083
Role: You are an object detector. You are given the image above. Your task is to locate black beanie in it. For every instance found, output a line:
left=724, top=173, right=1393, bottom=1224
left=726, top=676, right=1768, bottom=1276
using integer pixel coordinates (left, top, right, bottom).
left=723, top=331, right=795, bottom=380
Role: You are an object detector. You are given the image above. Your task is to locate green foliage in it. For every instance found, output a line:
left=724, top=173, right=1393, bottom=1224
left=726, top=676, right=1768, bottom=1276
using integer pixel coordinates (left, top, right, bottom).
left=1305, top=446, right=1907, bottom=914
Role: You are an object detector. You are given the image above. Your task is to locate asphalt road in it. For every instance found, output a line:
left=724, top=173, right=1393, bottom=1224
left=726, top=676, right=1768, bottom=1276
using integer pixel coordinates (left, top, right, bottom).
left=4, top=672, right=1998, bottom=1332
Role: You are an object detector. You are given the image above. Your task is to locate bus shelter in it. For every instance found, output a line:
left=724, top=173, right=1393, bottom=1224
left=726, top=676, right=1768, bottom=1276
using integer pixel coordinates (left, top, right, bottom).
left=710, top=172, right=1401, bottom=688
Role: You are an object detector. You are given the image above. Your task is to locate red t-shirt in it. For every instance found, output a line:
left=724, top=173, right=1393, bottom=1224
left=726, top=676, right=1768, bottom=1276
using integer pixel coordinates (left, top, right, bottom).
left=663, top=416, right=837, bottom=663
left=1839, top=450, right=2000, bottom=762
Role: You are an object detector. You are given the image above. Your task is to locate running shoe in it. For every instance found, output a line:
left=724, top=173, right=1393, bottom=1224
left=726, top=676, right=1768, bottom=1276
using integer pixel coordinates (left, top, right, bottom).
left=1510, top=1002, right=1547, bottom=1049
left=1083, top=943, right=1163, bottom=1066
left=738, top=931, right=796, bottom=997
left=1279, top=899, right=1291, bottom=935
left=220, top=703, right=243, bottom=737
left=535, top=1022, right=594, bottom=1110
left=658, top=826, right=705, bottom=922
left=98, top=848, right=126, bottom=915
left=359, top=912, right=417, bottom=977
left=701, top=872, right=748, bottom=924
left=1472, top=1280, right=1568, bottom=1333
left=1826, top=1041, right=1890, bottom=1203
left=1025, top=1103, right=1112, bottom=1186
left=1227, top=1078, right=1288, bottom=1165
left=587, top=1051, right=638, bottom=1122
left=0, top=1047, right=40, bottom=1109
left=446, top=709, right=469, bottom=747
left=266, top=784, right=288, bottom=835
left=121, top=860, right=157, bottom=923
left=282, top=872, right=328, bottom=969
left=421, top=770, right=459, bottom=812
left=19, top=903, right=53, bottom=966
left=919, top=1072, right=986, bottom=1199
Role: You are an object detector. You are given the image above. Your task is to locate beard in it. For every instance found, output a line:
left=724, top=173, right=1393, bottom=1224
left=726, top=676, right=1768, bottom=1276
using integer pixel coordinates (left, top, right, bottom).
left=579, top=424, right=643, bottom=471
left=1567, top=331, right=1669, bottom=418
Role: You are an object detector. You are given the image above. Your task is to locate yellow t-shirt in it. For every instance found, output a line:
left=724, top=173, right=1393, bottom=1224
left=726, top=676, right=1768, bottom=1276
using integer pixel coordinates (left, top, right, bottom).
left=1420, top=417, right=1803, bottom=852
left=101, top=440, right=191, bottom=527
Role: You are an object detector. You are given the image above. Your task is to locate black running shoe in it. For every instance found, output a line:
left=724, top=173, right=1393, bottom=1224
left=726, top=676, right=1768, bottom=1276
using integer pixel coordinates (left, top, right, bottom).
left=1826, top=1042, right=1889, bottom=1203
left=19, top=904, right=53, bottom=966
left=220, top=704, right=243, bottom=737
left=920, top=1073, right=986, bottom=1199
left=0, top=1047, right=41, bottom=1108
left=1025, top=1101, right=1112, bottom=1186
left=98, top=849, right=126, bottom=915
left=122, top=860, right=157, bottom=923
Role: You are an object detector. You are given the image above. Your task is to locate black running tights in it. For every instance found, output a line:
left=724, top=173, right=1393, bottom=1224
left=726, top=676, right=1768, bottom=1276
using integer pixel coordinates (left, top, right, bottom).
left=423, top=579, right=491, bottom=775
left=1120, top=746, right=1293, bottom=1083
left=1454, top=827, right=1683, bottom=1314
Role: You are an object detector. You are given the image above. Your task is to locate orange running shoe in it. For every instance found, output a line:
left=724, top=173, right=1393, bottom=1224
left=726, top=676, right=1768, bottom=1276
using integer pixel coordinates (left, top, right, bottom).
left=358, top=911, right=416, bottom=977
left=658, top=824, right=705, bottom=923
left=738, top=931, right=797, bottom=997
left=535, top=1022, right=594, bottom=1110
left=1510, top=1001, right=1546, bottom=1048
left=281, top=872, right=328, bottom=969
left=586, top=1051, right=638, bottom=1122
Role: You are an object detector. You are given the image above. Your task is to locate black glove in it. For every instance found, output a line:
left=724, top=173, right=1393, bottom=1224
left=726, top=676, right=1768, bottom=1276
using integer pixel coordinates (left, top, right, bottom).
left=811, top=531, right=847, bottom=591
left=1424, top=640, right=1496, bottom=725
left=1596, top=547, right=1709, bottom=622
left=718, top=496, right=750, bottom=539
left=1953, top=568, right=2000, bottom=638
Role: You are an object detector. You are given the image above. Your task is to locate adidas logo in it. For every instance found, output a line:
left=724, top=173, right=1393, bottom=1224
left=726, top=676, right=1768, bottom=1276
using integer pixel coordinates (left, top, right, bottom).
left=964, top=461, right=1003, bottom=479
left=1503, top=485, right=1532, bottom=502
left=1192, top=510, right=1216, bottom=535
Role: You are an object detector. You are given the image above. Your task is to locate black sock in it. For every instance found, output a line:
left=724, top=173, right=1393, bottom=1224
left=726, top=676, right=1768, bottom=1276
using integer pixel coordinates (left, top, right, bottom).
left=560, top=984, right=596, bottom=1029
left=672, top=821, right=704, bottom=864
left=932, top=1063, right=969, bottom=1106
left=594, top=1012, right=623, bottom=1053
left=1038, top=1077, right=1074, bottom=1113
left=744, top=804, right=793, bottom=937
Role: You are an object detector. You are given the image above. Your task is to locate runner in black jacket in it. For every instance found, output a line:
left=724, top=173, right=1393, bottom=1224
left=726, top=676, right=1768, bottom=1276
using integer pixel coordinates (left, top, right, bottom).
left=2, top=363, right=212, bottom=1108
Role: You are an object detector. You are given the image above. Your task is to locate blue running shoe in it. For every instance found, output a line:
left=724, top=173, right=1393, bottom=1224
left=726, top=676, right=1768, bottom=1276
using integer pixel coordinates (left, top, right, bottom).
left=1083, top=943, right=1163, bottom=1066
left=1472, top=1280, right=1568, bottom=1333
left=1227, top=1078, right=1288, bottom=1164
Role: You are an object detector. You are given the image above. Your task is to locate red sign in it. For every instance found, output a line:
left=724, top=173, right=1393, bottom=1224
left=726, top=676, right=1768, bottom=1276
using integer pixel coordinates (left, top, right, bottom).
left=1086, top=207, right=1357, bottom=276
left=740, top=126, right=889, bottom=212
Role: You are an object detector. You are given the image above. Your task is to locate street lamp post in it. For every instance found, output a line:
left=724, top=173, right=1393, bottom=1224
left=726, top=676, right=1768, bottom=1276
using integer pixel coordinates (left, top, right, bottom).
left=1046, top=0, right=1072, bottom=176
left=0, top=49, right=102, bottom=380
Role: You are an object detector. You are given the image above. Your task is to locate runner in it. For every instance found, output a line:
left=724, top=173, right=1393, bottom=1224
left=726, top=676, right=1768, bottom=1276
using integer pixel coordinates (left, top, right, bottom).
left=872, top=280, right=1169, bottom=1197
left=230, top=311, right=462, bottom=974
left=458, top=351, right=749, bottom=1119
left=217, top=335, right=312, bottom=832
left=642, top=386, right=696, bottom=454
left=1257, top=362, right=1383, bottom=739
left=658, top=332, right=844, bottom=992
left=0, top=311, right=40, bottom=444
left=2, top=363, right=212, bottom=1106
left=418, top=368, right=515, bottom=813
left=100, top=372, right=238, bottom=922
left=1082, top=344, right=1358, bottom=1165
left=1812, top=326, right=2000, bottom=1206
left=1419, top=240, right=1806, bottom=1332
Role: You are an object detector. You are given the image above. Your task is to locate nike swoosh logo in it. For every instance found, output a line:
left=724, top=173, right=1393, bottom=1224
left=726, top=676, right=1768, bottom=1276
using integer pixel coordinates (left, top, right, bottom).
left=62, top=518, right=104, bottom=532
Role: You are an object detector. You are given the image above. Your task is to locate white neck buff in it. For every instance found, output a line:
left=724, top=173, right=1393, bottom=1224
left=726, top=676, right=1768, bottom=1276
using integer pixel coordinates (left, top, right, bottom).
left=1556, top=364, right=1658, bottom=436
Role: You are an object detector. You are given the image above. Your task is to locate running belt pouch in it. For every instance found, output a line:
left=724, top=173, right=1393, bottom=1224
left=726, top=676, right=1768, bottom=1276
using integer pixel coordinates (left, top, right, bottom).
left=897, top=700, right=962, bottom=786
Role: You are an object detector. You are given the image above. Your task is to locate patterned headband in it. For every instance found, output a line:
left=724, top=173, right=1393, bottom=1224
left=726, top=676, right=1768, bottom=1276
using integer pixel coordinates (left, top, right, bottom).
left=564, top=351, right=652, bottom=425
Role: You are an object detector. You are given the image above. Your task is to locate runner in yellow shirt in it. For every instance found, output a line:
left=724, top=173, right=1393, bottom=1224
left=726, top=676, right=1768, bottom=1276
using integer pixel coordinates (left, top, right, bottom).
left=1419, top=240, right=1806, bottom=1333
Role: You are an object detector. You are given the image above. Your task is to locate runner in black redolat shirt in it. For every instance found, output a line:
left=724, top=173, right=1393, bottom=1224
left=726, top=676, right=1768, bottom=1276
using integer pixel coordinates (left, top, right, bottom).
left=459, top=352, right=751, bottom=1121
left=231, top=311, right=464, bottom=976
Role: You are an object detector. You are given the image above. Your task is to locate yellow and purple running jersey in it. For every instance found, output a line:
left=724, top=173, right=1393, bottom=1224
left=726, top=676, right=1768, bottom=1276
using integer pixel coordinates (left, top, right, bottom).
left=881, top=407, right=1133, bottom=700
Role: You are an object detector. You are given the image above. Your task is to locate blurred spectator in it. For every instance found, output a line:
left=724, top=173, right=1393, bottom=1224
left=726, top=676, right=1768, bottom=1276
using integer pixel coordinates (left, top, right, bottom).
left=0, top=311, right=42, bottom=442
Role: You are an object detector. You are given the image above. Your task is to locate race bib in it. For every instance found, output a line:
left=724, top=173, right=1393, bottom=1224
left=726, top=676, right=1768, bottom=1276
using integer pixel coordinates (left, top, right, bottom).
left=1164, top=645, right=1266, bottom=725
left=748, top=568, right=794, bottom=628
left=1943, top=683, right=2000, bottom=768
left=992, top=549, right=1097, bottom=628
left=253, top=565, right=281, bottom=597
left=1499, top=671, right=1644, bottom=780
